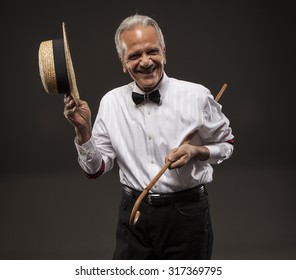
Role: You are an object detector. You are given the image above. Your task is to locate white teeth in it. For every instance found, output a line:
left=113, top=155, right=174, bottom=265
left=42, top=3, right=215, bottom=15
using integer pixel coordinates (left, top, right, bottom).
left=145, top=68, right=154, bottom=74
left=139, top=66, right=154, bottom=74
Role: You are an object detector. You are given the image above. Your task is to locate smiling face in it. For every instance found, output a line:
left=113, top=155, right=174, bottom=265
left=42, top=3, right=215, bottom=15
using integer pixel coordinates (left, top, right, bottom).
left=120, top=25, right=166, bottom=92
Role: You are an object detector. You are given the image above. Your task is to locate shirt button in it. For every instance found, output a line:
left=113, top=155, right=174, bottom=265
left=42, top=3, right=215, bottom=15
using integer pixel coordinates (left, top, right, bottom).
left=151, top=160, right=154, bottom=164
left=148, top=136, right=152, bottom=140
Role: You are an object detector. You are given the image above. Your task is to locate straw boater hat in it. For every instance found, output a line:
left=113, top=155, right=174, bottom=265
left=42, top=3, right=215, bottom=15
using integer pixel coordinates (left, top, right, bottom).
left=38, top=22, right=79, bottom=103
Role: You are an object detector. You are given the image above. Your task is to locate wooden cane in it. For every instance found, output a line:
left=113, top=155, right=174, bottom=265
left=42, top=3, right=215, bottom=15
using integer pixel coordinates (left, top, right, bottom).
left=129, top=83, right=228, bottom=225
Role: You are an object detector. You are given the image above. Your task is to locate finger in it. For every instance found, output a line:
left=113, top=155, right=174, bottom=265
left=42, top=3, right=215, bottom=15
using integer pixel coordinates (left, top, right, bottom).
left=64, top=102, right=77, bottom=119
left=64, top=94, right=72, bottom=104
left=169, top=155, right=187, bottom=169
left=169, top=159, right=181, bottom=169
left=64, top=99, right=76, bottom=111
left=169, top=162, right=177, bottom=169
left=167, top=148, right=178, bottom=162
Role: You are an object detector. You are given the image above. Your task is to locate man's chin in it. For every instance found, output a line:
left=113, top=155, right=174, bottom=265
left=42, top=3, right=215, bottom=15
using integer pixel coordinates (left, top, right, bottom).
left=140, top=83, right=157, bottom=92
left=138, top=78, right=160, bottom=91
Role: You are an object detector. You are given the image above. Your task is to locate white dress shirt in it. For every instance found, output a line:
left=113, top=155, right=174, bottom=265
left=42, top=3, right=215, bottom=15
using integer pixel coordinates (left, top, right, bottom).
left=75, top=73, right=234, bottom=193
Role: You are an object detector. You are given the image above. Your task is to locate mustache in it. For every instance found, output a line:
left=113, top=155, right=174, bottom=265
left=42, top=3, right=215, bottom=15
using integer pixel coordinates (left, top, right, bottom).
left=137, top=64, right=155, bottom=74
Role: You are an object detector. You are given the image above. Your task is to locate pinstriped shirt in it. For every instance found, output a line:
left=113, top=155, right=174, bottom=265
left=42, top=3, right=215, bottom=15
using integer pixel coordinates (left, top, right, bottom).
left=75, top=73, right=234, bottom=193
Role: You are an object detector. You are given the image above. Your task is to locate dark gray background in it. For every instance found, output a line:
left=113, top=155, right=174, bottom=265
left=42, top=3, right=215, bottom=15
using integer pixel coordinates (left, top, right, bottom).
left=0, top=0, right=295, bottom=259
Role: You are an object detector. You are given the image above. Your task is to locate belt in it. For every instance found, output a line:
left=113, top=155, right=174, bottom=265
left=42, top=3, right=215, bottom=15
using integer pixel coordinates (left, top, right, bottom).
left=123, top=184, right=205, bottom=206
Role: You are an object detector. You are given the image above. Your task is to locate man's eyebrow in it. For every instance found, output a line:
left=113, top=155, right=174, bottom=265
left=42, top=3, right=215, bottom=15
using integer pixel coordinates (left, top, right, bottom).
left=128, top=50, right=142, bottom=56
left=128, top=47, right=159, bottom=57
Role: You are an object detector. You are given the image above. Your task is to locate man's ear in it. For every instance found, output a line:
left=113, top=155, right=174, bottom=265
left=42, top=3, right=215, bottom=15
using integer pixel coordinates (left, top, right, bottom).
left=163, top=48, right=167, bottom=65
left=120, top=57, right=127, bottom=73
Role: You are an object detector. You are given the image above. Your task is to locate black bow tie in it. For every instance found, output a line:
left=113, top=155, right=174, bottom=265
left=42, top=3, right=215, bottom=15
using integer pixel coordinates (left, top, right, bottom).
left=132, top=90, right=161, bottom=105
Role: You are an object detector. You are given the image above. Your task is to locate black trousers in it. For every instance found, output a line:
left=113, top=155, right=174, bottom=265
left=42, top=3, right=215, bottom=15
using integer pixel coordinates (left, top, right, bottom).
left=113, top=186, right=213, bottom=260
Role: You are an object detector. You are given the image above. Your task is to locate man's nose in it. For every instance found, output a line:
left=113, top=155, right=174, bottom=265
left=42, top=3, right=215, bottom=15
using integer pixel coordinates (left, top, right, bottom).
left=140, top=53, right=152, bottom=67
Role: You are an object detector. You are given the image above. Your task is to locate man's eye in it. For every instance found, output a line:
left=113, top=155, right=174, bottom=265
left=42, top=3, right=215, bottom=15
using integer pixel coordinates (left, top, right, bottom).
left=128, top=54, right=141, bottom=60
left=147, top=49, right=159, bottom=55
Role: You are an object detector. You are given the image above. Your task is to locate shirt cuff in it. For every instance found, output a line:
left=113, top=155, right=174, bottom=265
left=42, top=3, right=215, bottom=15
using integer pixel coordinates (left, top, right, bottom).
left=204, top=145, right=220, bottom=159
left=204, top=142, right=233, bottom=164
left=74, top=136, right=102, bottom=174
left=74, top=136, right=96, bottom=153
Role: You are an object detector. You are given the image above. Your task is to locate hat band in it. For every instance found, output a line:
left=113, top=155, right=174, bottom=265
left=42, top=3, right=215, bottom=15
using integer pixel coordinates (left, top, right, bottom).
left=52, top=38, right=70, bottom=94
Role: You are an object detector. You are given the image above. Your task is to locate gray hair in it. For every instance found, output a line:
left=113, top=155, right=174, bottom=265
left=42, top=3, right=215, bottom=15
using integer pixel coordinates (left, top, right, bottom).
left=114, top=14, right=165, bottom=59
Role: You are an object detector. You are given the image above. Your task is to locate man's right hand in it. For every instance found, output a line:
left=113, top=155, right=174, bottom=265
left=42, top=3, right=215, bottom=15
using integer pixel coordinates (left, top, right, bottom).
left=64, top=95, right=92, bottom=145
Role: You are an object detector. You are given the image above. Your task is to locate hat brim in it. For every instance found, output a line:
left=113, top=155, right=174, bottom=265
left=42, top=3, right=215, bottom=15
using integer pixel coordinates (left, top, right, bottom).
left=38, top=22, right=80, bottom=103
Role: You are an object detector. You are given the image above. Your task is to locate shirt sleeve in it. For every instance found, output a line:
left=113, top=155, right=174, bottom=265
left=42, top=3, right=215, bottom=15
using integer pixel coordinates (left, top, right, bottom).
left=74, top=136, right=103, bottom=174
left=199, top=92, right=235, bottom=164
left=204, top=142, right=234, bottom=164
left=74, top=94, right=117, bottom=176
